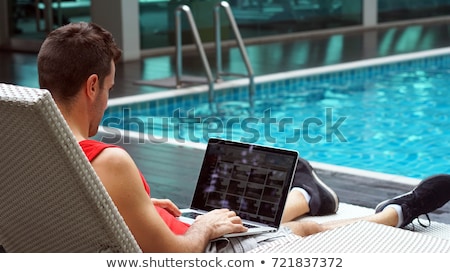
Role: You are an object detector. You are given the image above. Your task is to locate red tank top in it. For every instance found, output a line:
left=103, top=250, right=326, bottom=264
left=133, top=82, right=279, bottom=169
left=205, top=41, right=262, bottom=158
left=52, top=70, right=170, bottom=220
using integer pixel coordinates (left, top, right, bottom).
left=79, top=139, right=190, bottom=235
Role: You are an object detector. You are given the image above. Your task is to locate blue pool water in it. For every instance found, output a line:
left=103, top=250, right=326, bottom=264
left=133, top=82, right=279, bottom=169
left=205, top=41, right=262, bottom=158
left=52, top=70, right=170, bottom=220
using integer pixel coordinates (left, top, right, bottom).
left=104, top=54, right=450, bottom=179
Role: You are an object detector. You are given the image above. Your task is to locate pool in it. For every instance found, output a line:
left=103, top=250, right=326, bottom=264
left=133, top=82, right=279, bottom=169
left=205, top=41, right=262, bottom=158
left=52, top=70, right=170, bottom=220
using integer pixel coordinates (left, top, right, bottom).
left=103, top=48, right=450, bottom=179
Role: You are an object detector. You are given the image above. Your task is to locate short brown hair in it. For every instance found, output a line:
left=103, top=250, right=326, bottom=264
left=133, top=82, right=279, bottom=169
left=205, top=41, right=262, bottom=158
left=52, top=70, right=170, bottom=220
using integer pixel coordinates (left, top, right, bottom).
left=37, top=22, right=122, bottom=103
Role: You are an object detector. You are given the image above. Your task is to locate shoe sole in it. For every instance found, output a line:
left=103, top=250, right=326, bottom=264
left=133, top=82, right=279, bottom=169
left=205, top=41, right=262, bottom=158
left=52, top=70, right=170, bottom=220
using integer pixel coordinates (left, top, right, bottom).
left=375, top=190, right=412, bottom=213
left=311, top=168, right=339, bottom=213
left=300, top=158, right=339, bottom=214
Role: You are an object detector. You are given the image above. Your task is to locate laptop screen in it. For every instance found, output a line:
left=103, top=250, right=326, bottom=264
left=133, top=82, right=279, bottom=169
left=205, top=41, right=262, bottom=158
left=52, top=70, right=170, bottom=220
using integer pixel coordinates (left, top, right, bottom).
left=191, top=138, right=299, bottom=227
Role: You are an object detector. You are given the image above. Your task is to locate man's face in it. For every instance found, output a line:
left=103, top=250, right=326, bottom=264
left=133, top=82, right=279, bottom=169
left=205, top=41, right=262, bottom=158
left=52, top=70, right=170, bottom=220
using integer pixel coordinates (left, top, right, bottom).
left=89, top=61, right=115, bottom=137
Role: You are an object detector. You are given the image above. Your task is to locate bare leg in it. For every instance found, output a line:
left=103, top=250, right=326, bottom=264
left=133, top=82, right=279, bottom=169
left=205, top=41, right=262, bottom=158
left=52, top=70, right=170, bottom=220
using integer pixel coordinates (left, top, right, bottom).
left=281, top=190, right=310, bottom=223
left=283, top=220, right=325, bottom=236
left=280, top=168, right=450, bottom=238
left=281, top=207, right=399, bottom=237
left=320, top=207, right=398, bottom=230
left=280, top=190, right=327, bottom=236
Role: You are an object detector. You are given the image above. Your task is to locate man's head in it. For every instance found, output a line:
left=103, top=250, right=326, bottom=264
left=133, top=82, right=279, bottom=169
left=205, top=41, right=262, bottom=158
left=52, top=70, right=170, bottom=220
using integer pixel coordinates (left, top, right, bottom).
left=37, top=22, right=122, bottom=105
left=37, top=22, right=122, bottom=137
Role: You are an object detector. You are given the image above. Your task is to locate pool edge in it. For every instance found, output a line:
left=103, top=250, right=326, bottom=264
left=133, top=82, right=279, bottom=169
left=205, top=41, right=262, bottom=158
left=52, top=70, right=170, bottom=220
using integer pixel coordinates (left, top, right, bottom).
left=107, top=47, right=450, bottom=107
left=97, top=126, right=421, bottom=188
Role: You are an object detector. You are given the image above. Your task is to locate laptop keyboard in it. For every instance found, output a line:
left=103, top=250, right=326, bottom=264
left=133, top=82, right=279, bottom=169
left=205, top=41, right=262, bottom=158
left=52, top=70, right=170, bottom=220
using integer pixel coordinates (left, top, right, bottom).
left=243, top=223, right=259, bottom=228
left=181, top=211, right=204, bottom=219
left=182, top=212, right=259, bottom=228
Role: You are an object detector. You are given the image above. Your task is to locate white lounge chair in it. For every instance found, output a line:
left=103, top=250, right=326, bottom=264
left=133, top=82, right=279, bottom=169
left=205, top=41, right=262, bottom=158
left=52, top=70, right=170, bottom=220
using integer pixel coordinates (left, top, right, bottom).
left=0, top=83, right=142, bottom=252
left=250, top=217, right=450, bottom=253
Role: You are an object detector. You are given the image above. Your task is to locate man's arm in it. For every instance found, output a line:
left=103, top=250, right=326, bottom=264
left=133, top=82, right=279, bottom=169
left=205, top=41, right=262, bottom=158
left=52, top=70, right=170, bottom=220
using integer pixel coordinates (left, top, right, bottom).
left=90, top=147, right=246, bottom=252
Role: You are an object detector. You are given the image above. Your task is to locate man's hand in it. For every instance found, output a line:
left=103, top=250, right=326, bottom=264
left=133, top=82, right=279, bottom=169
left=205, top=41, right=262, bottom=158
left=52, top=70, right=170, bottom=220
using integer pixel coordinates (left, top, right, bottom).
left=151, top=198, right=181, bottom=217
left=191, top=208, right=248, bottom=239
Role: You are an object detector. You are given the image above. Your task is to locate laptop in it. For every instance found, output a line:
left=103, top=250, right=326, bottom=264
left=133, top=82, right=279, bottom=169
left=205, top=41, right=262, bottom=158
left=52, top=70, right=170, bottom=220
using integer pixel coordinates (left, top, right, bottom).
left=178, top=138, right=299, bottom=238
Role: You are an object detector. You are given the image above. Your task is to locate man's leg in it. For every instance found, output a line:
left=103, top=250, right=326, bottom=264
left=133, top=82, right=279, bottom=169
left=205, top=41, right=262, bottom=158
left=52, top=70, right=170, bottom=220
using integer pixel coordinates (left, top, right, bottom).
left=283, top=174, right=450, bottom=237
left=281, top=157, right=339, bottom=223
left=281, top=189, right=309, bottom=223
left=281, top=207, right=399, bottom=237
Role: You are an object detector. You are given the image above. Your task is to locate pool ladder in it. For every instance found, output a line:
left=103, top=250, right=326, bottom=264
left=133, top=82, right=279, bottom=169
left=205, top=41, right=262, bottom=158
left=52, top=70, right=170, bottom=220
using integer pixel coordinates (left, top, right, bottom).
left=174, top=1, right=255, bottom=112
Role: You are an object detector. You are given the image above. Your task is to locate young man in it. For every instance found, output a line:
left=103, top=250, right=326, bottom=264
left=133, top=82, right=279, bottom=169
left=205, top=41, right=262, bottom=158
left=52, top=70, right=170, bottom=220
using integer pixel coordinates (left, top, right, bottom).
left=37, top=22, right=450, bottom=252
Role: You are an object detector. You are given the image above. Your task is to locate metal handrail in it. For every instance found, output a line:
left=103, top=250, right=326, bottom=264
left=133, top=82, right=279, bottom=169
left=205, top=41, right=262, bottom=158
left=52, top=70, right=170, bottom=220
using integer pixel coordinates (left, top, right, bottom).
left=175, top=5, right=215, bottom=106
left=214, top=1, right=255, bottom=111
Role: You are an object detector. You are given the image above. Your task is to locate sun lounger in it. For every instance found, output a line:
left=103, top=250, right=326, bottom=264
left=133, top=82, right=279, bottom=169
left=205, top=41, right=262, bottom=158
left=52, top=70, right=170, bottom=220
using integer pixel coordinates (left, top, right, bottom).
left=249, top=203, right=450, bottom=253
left=0, top=83, right=141, bottom=252
left=249, top=220, right=450, bottom=253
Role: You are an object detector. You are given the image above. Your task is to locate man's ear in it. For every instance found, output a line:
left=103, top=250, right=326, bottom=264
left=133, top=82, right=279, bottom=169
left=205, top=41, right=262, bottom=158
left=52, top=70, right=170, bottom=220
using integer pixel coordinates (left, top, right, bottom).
left=85, top=74, right=99, bottom=100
